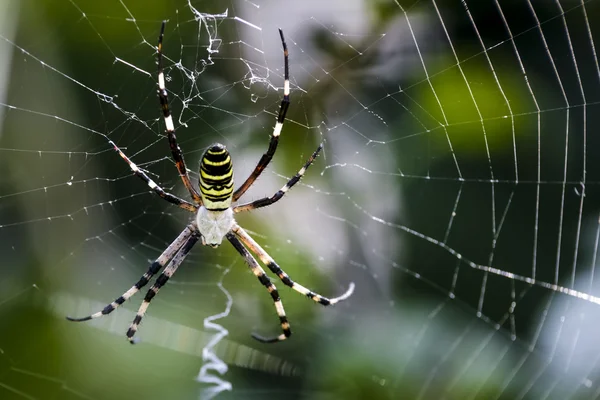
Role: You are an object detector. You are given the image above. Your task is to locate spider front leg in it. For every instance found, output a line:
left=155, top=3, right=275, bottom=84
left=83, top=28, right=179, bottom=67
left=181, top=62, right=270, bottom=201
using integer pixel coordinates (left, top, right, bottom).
left=232, top=224, right=355, bottom=305
left=127, top=231, right=200, bottom=343
left=227, top=232, right=291, bottom=343
left=67, top=224, right=196, bottom=322
left=233, top=29, right=291, bottom=201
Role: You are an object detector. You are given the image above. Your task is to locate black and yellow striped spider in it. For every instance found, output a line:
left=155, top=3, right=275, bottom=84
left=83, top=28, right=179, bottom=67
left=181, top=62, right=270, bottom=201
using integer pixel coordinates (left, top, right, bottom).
left=67, top=21, right=354, bottom=344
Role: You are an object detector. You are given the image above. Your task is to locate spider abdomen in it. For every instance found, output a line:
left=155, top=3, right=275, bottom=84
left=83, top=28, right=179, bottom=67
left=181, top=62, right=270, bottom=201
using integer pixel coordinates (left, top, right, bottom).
left=199, top=144, right=234, bottom=210
left=196, top=206, right=235, bottom=247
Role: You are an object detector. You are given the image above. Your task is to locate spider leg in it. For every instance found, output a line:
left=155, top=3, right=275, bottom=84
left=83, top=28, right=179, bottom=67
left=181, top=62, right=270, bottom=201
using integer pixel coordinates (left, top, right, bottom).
left=232, top=224, right=355, bottom=305
left=127, top=231, right=200, bottom=343
left=108, top=140, right=197, bottom=212
left=158, top=21, right=203, bottom=205
left=66, top=224, right=196, bottom=322
left=226, top=232, right=291, bottom=343
left=233, top=29, right=290, bottom=202
left=234, top=143, right=322, bottom=213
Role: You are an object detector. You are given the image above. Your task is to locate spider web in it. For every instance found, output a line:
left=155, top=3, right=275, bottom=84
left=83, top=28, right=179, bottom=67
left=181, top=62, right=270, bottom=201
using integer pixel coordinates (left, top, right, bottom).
left=1, top=0, right=600, bottom=399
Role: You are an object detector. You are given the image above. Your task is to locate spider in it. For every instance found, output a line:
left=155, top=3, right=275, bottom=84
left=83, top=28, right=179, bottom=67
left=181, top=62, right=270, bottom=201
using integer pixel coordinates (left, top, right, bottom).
left=67, top=21, right=354, bottom=344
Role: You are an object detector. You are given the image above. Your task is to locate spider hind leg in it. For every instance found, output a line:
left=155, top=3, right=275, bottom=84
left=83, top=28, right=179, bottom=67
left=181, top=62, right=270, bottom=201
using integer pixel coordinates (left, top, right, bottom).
left=232, top=28, right=291, bottom=201
left=157, top=20, right=203, bottom=204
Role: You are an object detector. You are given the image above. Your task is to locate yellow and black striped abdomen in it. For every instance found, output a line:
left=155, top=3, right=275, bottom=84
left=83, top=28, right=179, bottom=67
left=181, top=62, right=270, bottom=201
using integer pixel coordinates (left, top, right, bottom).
left=199, top=144, right=234, bottom=210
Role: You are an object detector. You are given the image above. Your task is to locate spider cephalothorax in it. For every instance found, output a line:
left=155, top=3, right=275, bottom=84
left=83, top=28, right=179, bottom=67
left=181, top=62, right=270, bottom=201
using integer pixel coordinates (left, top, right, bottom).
left=67, top=21, right=354, bottom=344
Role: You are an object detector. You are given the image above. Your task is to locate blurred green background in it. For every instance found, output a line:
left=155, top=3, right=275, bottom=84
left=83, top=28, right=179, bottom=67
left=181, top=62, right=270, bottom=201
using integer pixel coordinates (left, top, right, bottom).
left=2, top=0, right=600, bottom=399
